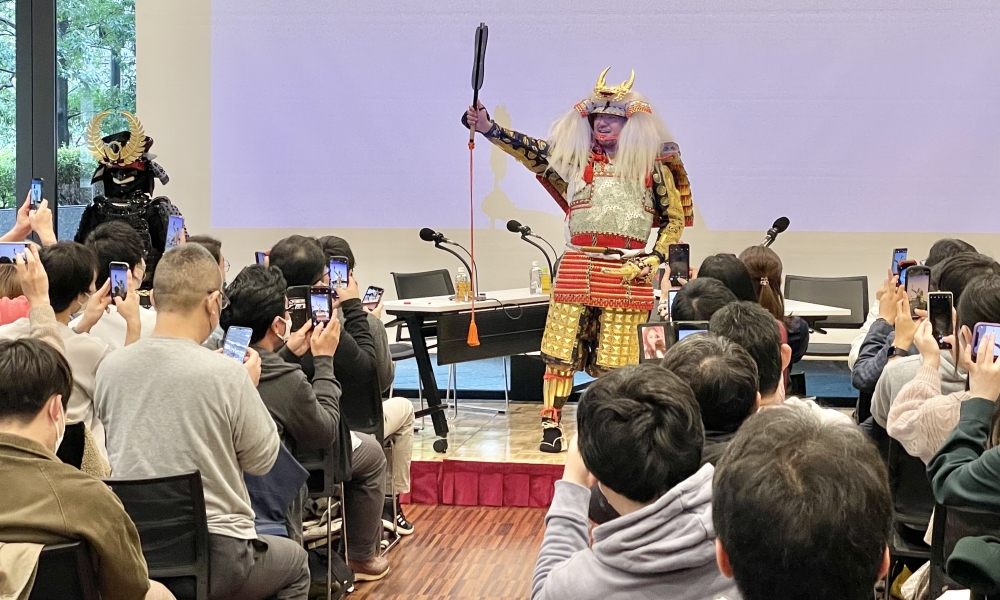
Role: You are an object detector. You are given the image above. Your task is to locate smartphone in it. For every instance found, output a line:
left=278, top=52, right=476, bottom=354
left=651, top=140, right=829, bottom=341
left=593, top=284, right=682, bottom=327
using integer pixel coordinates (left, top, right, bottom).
left=328, top=257, right=349, bottom=290
left=668, top=243, right=690, bottom=286
left=30, top=178, right=42, bottom=209
left=670, top=320, right=710, bottom=344
left=165, top=215, right=185, bottom=251
left=222, top=326, right=253, bottom=361
left=904, top=265, right=931, bottom=319
left=897, top=259, right=918, bottom=287
left=928, top=291, right=954, bottom=350
left=637, top=323, right=669, bottom=363
left=109, top=261, right=130, bottom=300
left=972, top=322, right=1000, bottom=362
left=0, top=242, right=28, bottom=264
left=286, top=285, right=311, bottom=331
left=891, top=248, right=908, bottom=276
left=362, top=285, right=384, bottom=310
left=309, top=286, right=333, bottom=326
left=254, top=251, right=267, bottom=265
left=666, top=289, right=679, bottom=322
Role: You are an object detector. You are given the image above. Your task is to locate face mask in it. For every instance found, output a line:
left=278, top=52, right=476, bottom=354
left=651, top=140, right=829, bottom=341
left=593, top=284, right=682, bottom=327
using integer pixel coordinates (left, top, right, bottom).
left=52, top=398, right=66, bottom=453
left=276, top=315, right=292, bottom=343
left=69, top=292, right=92, bottom=321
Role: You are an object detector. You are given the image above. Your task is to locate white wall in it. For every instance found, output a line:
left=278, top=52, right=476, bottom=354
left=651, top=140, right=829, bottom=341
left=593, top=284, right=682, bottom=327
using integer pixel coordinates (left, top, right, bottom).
left=136, top=0, right=1000, bottom=302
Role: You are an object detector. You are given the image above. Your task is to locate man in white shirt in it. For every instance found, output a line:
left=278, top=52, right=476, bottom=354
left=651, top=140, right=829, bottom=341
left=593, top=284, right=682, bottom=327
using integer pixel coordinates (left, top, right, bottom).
left=71, top=221, right=157, bottom=350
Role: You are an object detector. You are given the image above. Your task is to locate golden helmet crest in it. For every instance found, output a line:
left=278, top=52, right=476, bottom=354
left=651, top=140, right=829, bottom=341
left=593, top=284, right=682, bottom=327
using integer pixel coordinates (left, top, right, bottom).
left=86, top=110, right=147, bottom=166
left=593, top=67, right=635, bottom=102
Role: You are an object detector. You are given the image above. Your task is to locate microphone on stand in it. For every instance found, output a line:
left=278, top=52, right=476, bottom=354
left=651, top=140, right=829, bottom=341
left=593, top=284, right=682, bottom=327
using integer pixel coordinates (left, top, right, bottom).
left=506, top=219, right=558, bottom=275
left=418, top=228, right=485, bottom=300
left=761, top=217, right=790, bottom=248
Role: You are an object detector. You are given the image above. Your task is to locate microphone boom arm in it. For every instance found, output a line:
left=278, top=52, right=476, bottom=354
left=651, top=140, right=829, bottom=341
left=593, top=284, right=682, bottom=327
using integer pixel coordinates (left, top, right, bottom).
left=436, top=241, right=485, bottom=300
left=520, top=234, right=554, bottom=275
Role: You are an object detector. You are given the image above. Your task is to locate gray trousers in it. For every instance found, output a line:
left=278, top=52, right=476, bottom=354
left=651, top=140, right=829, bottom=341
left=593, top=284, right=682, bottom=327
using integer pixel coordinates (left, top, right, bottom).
left=208, top=533, right=310, bottom=600
left=344, top=432, right=388, bottom=561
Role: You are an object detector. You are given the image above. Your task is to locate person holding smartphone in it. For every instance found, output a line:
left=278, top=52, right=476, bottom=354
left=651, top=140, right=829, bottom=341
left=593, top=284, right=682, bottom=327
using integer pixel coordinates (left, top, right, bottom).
left=0, top=189, right=57, bottom=247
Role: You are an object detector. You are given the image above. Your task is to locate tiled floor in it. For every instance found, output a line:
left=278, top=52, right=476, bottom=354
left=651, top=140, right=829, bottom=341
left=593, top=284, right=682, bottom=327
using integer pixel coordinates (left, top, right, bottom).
left=409, top=400, right=574, bottom=466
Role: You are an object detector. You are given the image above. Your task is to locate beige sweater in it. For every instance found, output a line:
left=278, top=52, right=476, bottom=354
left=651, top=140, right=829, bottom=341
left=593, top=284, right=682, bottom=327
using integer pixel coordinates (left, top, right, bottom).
left=886, top=364, right=968, bottom=464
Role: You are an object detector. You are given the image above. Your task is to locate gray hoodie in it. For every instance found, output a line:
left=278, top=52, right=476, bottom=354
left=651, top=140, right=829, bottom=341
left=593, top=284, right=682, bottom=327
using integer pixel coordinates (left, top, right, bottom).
left=255, top=349, right=341, bottom=450
left=532, top=464, right=739, bottom=600
left=871, top=350, right=966, bottom=428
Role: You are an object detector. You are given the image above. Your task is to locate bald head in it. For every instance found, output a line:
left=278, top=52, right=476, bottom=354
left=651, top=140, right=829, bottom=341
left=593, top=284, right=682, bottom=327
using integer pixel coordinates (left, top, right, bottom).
left=153, top=244, right=224, bottom=314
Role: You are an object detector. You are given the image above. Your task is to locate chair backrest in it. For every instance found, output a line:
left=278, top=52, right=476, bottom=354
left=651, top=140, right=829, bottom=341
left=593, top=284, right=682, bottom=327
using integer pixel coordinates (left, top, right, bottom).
left=784, top=275, right=869, bottom=328
left=29, top=542, right=100, bottom=600
left=930, top=503, right=1000, bottom=599
left=106, top=471, right=210, bottom=600
left=391, top=269, right=454, bottom=300
left=888, top=438, right=935, bottom=530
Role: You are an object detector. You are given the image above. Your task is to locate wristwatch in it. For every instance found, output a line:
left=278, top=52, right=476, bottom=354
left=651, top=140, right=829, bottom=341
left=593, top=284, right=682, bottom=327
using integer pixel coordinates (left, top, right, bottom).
left=886, top=346, right=911, bottom=359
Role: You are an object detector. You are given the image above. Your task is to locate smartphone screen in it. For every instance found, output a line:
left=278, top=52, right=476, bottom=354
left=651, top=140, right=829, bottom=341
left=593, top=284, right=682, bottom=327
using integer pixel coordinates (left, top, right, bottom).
left=109, top=261, right=130, bottom=299
left=638, top=323, right=669, bottom=363
left=973, top=323, right=1000, bottom=360
left=222, top=326, right=253, bottom=361
left=929, top=291, right=954, bottom=349
left=891, top=248, right=908, bottom=276
left=30, top=178, right=42, bottom=208
left=0, top=242, right=28, bottom=264
left=255, top=251, right=267, bottom=265
left=667, top=289, right=678, bottom=321
left=165, top=215, right=185, bottom=250
left=668, top=244, right=690, bottom=285
left=904, top=266, right=930, bottom=318
left=310, top=287, right=332, bottom=325
left=328, top=257, right=349, bottom=290
left=286, top=286, right=310, bottom=331
left=362, top=286, right=384, bottom=309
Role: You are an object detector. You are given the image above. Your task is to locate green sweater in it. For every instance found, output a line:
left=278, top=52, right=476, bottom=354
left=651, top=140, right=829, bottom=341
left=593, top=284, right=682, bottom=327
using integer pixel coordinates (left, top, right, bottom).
left=927, top=398, right=1000, bottom=508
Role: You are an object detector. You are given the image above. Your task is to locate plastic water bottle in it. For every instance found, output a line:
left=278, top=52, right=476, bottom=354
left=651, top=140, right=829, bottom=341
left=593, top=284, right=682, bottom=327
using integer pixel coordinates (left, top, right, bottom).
left=529, top=261, right=543, bottom=295
left=455, top=267, right=471, bottom=302
left=541, top=267, right=552, bottom=294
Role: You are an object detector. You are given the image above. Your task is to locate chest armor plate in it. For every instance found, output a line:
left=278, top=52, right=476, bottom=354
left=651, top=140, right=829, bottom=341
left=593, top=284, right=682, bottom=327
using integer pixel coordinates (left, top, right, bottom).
left=568, top=162, right=654, bottom=244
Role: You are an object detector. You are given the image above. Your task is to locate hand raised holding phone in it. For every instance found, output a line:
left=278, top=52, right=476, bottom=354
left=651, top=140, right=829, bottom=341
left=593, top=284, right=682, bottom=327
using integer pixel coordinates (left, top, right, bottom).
left=310, top=318, right=342, bottom=357
left=967, top=332, right=1000, bottom=402
left=913, top=320, right=941, bottom=371
left=13, top=245, right=48, bottom=308
left=243, top=347, right=262, bottom=387
left=285, top=320, right=312, bottom=357
left=75, top=278, right=114, bottom=334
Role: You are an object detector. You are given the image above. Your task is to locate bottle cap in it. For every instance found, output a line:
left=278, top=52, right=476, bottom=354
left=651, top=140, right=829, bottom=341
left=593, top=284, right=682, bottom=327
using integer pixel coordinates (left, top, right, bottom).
left=457, top=267, right=467, bottom=274
left=532, top=261, right=539, bottom=267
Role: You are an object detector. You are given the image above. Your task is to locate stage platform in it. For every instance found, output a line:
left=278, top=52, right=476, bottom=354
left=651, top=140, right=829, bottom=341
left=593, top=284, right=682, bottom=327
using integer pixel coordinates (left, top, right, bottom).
left=405, top=401, right=571, bottom=508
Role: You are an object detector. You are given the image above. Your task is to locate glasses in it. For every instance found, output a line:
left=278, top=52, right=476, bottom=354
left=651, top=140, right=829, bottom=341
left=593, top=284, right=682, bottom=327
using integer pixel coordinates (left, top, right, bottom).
left=223, top=260, right=231, bottom=273
left=209, top=290, right=230, bottom=310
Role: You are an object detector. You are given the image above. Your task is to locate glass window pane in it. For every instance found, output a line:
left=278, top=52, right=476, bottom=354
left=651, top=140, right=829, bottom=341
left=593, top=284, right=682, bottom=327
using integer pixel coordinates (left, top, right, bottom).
left=0, top=0, right=14, bottom=235
left=56, top=0, right=136, bottom=240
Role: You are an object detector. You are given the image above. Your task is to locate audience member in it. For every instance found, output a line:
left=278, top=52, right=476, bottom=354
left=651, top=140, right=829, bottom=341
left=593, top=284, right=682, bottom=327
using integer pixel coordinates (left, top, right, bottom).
left=713, top=407, right=891, bottom=600
left=925, top=238, right=977, bottom=269
left=74, top=221, right=157, bottom=350
left=887, top=274, right=1000, bottom=463
left=660, top=332, right=759, bottom=465
left=188, top=234, right=228, bottom=348
left=318, top=234, right=416, bottom=533
left=532, top=364, right=738, bottom=600
left=0, top=196, right=55, bottom=325
left=221, top=265, right=391, bottom=580
left=0, top=264, right=21, bottom=298
left=871, top=253, right=1000, bottom=428
left=0, top=263, right=29, bottom=325
left=269, top=235, right=328, bottom=287
left=0, top=242, right=141, bottom=471
left=851, top=279, right=918, bottom=394
left=95, top=245, right=309, bottom=600
left=696, top=254, right=756, bottom=302
left=739, top=245, right=810, bottom=363
left=669, top=277, right=738, bottom=322
left=710, top=301, right=851, bottom=425
left=0, top=246, right=174, bottom=600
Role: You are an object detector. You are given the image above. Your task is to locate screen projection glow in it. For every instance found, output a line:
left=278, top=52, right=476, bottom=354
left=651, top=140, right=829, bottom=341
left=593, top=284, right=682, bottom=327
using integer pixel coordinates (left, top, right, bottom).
left=211, top=0, right=1000, bottom=232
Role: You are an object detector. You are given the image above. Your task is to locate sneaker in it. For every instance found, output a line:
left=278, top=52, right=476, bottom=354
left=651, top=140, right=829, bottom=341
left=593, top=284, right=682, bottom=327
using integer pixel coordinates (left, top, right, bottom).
left=349, top=556, right=390, bottom=582
left=380, top=529, right=400, bottom=553
left=381, top=497, right=415, bottom=535
left=539, top=419, right=565, bottom=453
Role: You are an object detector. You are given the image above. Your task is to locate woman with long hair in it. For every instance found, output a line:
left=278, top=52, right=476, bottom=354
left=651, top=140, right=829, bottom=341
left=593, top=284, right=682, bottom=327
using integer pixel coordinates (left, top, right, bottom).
left=739, top=246, right=810, bottom=363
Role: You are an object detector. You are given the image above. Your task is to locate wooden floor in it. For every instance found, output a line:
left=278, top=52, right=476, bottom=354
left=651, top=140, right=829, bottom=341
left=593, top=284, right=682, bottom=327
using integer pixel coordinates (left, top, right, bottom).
left=410, top=401, right=575, bottom=466
left=352, top=504, right=547, bottom=600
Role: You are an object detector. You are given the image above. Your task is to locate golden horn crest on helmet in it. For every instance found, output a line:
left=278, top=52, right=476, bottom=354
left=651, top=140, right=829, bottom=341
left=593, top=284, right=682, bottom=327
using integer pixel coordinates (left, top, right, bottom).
left=86, top=110, right=147, bottom=166
left=593, top=67, right=635, bottom=102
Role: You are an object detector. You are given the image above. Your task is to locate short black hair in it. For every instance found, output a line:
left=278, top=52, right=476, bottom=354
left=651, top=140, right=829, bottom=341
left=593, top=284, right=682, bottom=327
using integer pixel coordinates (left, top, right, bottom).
left=577, top=364, right=704, bottom=503
left=0, top=338, right=72, bottom=423
left=710, top=301, right=783, bottom=396
left=317, top=235, right=356, bottom=270
left=698, top=254, right=757, bottom=302
left=84, top=221, right=146, bottom=287
left=714, top=407, right=891, bottom=600
left=933, top=252, right=1000, bottom=306
left=671, top=277, right=738, bottom=321
left=39, top=242, right=98, bottom=314
left=187, top=235, right=222, bottom=264
left=269, top=235, right=326, bottom=287
left=221, top=265, right=288, bottom=344
left=956, top=274, right=1000, bottom=334
left=661, top=332, right=758, bottom=433
left=926, top=238, right=977, bottom=268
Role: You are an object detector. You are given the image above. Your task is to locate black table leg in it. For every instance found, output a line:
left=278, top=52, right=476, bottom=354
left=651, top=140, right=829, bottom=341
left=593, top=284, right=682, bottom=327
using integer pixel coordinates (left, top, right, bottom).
left=405, top=313, right=450, bottom=442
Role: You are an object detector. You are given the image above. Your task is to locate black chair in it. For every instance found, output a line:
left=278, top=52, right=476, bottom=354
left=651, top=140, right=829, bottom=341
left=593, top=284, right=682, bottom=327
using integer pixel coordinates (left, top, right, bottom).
left=106, top=471, right=210, bottom=600
left=29, top=542, right=100, bottom=600
left=930, top=503, right=1000, bottom=599
left=295, top=441, right=351, bottom=600
left=885, top=438, right=934, bottom=591
left=784, top=275, right=869, bottom=356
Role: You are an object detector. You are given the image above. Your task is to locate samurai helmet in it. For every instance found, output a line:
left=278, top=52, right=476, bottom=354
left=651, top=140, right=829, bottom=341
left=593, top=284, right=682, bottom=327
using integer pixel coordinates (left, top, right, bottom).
left=574, top=67, right=651, bottom=120
left=87, top=110, right=148, bottom=167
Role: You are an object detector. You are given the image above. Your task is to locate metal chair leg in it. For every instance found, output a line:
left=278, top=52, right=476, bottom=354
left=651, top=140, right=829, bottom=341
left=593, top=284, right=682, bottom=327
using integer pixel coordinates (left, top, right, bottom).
left=503, top=355, right=510, bottom=414
left=339, top=483, right=348, bottom=564
left=449, top=364, right=458, bottom=420
left=381, top=440, right=401, bottom=556
left=326, top=495, right=333, bottom=600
